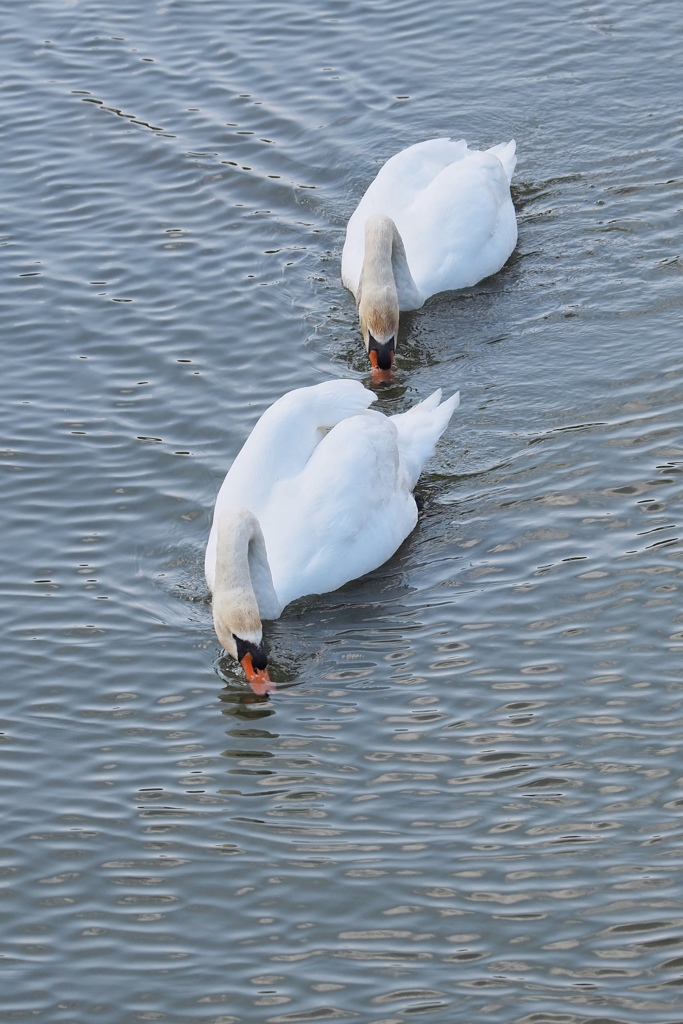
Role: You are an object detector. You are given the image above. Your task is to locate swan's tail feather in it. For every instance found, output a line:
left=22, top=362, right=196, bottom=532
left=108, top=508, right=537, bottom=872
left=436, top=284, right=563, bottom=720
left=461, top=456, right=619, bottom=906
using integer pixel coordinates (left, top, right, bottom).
left=391, top=389, right=460, bottom=490
left=487, top=139, right=516, bottom=182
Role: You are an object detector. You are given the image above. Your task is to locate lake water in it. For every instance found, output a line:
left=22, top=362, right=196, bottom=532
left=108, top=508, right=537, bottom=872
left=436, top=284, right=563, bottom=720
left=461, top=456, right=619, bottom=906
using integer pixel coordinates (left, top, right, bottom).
left=2, top=1, right=683, bottom=1021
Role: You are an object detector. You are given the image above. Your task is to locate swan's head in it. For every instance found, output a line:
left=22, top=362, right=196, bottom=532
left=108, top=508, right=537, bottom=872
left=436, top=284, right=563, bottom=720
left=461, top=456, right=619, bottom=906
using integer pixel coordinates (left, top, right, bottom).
left=358, top=289, right=398, bottom=379
left=210, top=506, right=277, bottom=695
left=235, top=633, right=272, bottom=695
left=213, top=592, right=273, bottom=695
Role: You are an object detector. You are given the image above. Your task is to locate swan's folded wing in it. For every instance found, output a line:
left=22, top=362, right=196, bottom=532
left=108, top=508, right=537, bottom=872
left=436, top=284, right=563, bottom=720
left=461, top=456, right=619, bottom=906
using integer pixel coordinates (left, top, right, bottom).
left=261, top=410, right=418, bottom=608
left=207, top=381, right=377, bottom=589
left=373, top=138, right=469, bottom=196
left=403, top=151, right=517, bottom=295
left=342, top=139, right=469, bottom=297
left=213, top=380, right=376, bottom=516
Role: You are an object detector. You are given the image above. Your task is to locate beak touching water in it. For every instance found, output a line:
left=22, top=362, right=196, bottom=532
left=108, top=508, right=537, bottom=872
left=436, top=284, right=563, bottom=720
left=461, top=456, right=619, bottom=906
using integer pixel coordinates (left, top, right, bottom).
left=240, top=652, right=274, bottom=695
left=234, top=635, right=274, bottom=695
left=368, top=335, right=395, bottom=383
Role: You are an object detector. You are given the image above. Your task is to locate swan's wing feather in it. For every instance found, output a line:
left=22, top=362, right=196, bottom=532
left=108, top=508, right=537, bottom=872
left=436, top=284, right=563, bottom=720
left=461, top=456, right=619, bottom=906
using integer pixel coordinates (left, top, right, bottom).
left=366, top=138, right=470, bottom=203
left=390, top=390, right=460, bottom=491
left=214, top=379, right=375, bottom=509
left=206, top=381, right=376, bottom=584
left=342, top=139, right=517, bottom=299
left=342, top=139, right=469, bottom=296
left=261, top=410, right=418, bottom=607
left=402, top=151, right=517, bottom=294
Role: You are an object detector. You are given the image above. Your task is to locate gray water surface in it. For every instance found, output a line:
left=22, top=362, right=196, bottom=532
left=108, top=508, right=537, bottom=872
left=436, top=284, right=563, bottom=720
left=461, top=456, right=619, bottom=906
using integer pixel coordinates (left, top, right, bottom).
left=2, top=1, right=683, bottom=1021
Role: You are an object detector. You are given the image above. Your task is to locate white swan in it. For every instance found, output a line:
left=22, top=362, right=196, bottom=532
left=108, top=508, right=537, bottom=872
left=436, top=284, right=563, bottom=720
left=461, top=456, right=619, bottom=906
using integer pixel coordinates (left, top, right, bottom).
left=341, top=138, right=518, bottom=370
left=205, top=379, right=459, bottom=693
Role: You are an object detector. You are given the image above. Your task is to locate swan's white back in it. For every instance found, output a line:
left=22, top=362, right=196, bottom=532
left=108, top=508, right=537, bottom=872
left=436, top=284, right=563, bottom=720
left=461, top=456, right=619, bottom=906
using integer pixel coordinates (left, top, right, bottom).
left=342, top=138, right=517, bottom=307
left=206, top=380, right=458, bottom=612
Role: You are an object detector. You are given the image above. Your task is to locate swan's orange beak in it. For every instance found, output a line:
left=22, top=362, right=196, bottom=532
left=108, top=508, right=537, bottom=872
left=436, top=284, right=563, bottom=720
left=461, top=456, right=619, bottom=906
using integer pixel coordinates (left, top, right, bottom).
left=240, top=652, right=274, bottom=696
left=369, top=348, right=395, bottom=383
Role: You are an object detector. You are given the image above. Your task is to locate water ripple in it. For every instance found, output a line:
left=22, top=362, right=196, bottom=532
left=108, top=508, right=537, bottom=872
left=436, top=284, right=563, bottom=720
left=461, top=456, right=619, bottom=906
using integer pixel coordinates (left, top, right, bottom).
left=3, top=0, right=683, bottom=1021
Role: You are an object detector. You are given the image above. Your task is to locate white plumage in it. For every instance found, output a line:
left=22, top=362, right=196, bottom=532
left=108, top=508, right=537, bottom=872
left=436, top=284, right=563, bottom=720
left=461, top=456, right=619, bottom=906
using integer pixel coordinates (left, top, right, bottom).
left=342, top=137, right=517, bottom=304
left=341, top=138, right=517, bottom=369
left=205, top=380, right=459, bottom=686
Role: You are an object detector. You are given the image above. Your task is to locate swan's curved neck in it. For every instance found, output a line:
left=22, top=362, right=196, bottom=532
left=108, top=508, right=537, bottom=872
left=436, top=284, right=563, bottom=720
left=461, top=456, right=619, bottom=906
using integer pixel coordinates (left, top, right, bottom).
left=212, top=506, right=281, bottom=649
left=358, top=214, right=422, bottom=321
